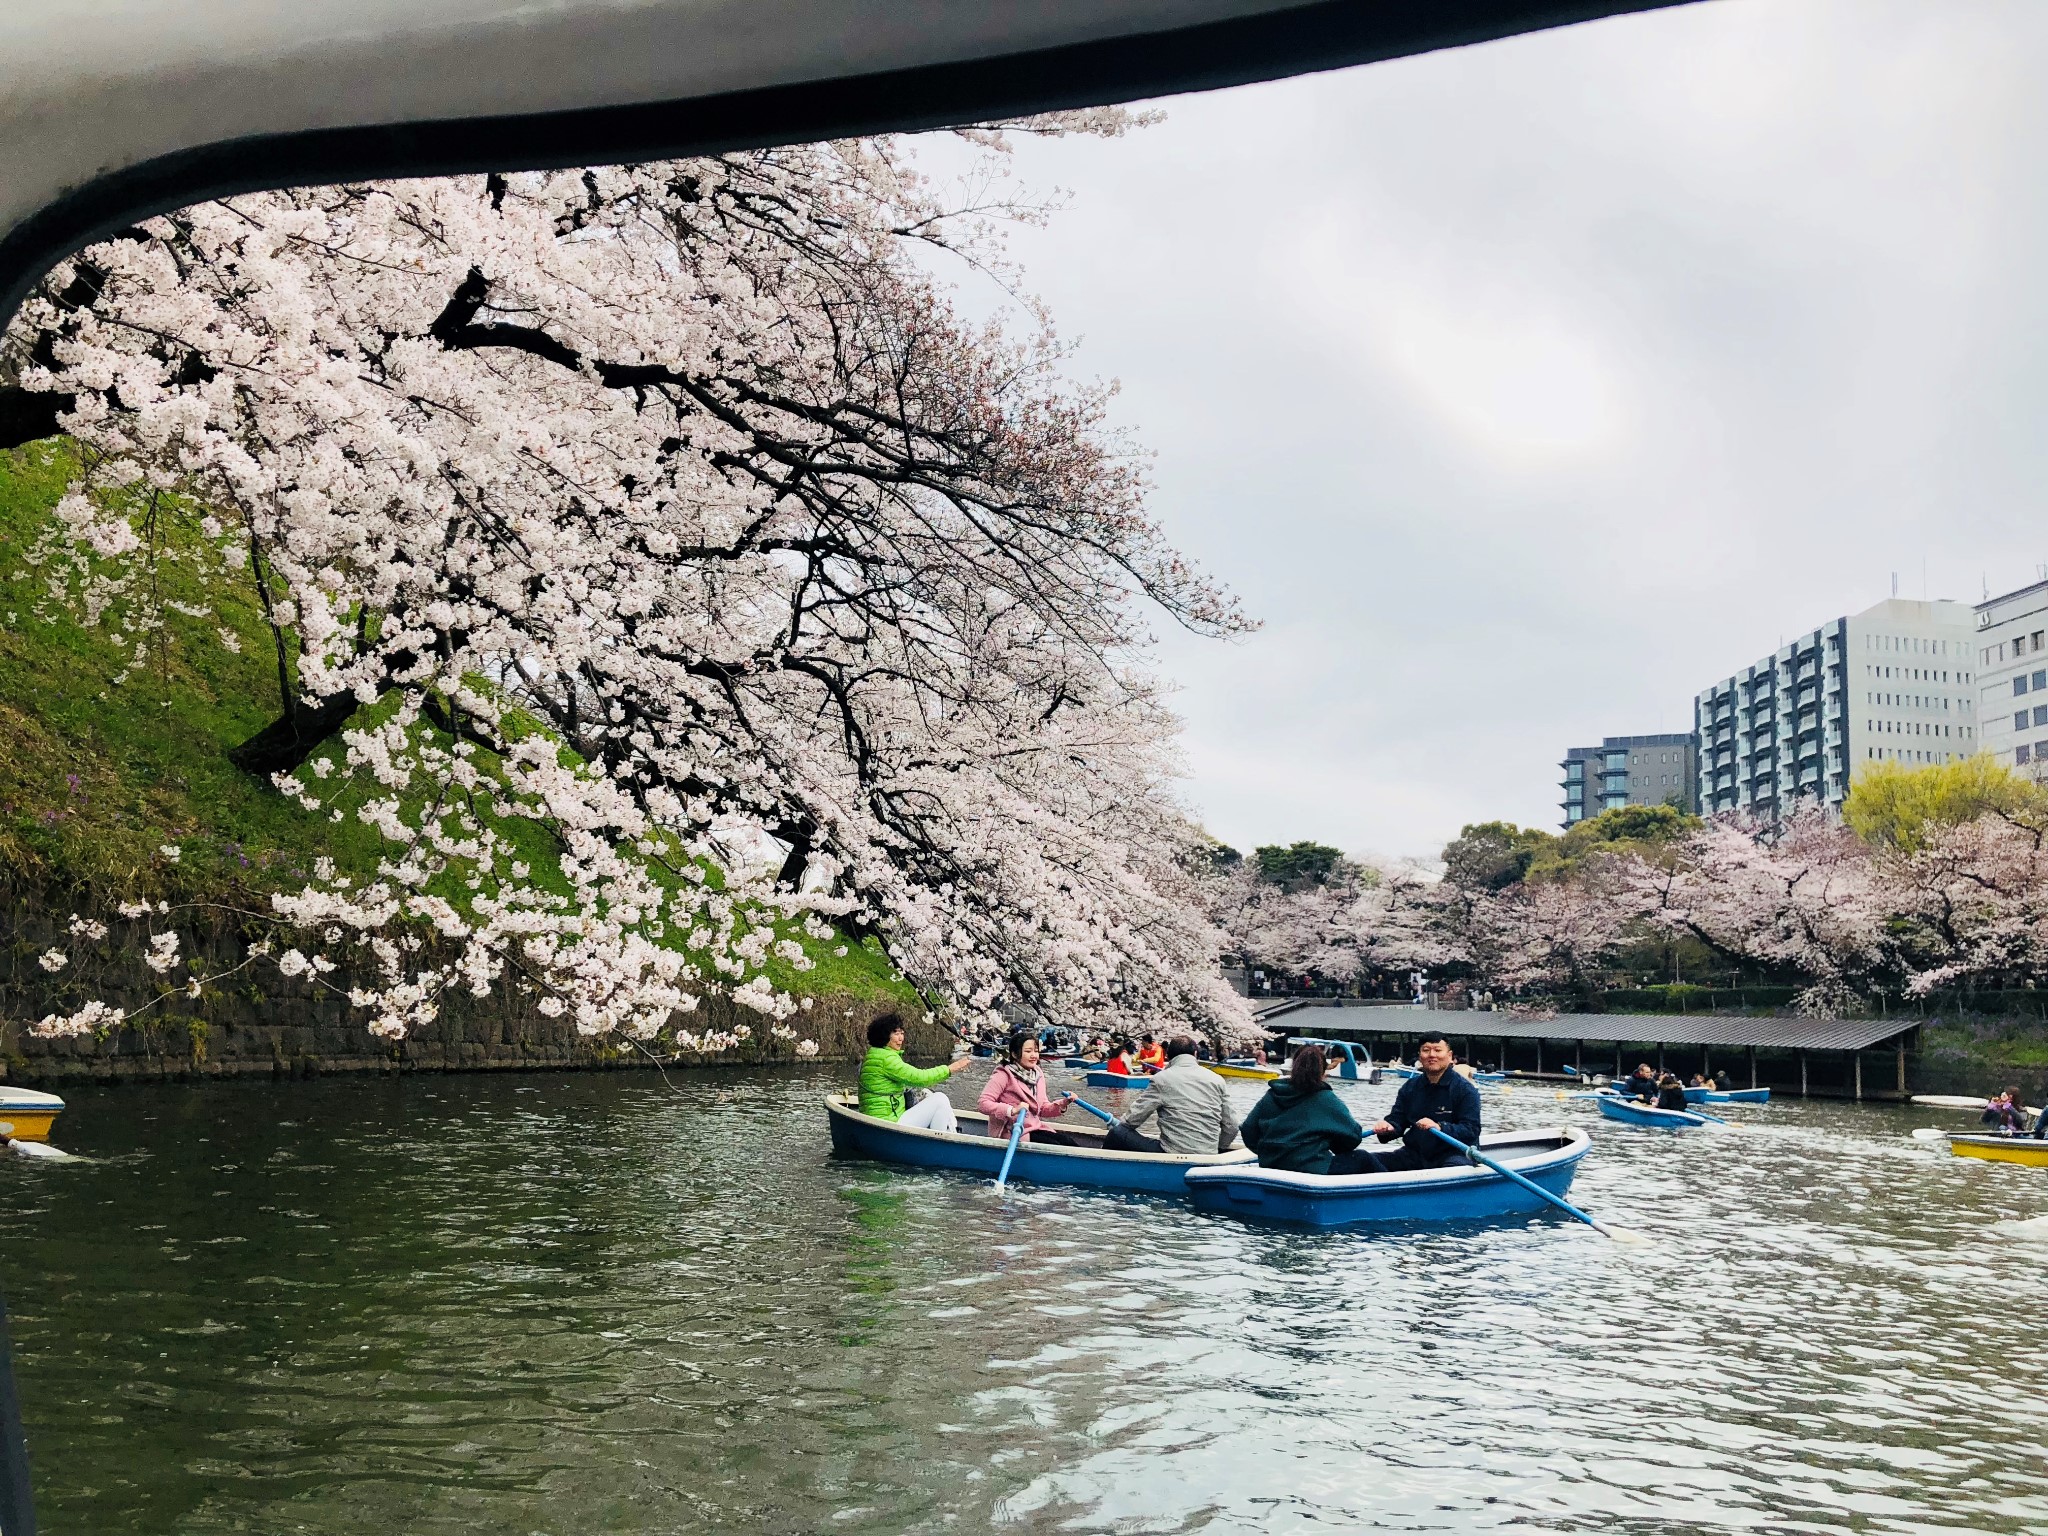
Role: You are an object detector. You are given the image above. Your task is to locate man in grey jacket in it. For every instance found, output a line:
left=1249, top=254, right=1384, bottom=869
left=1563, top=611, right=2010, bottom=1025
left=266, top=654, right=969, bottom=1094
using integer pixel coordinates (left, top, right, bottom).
left=1104, top=1037, right=1239, bottom=1155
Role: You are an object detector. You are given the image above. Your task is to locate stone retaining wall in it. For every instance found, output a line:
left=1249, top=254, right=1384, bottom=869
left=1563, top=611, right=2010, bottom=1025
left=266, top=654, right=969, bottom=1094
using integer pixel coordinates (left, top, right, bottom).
left=1, top=886, right=938, bottom=1084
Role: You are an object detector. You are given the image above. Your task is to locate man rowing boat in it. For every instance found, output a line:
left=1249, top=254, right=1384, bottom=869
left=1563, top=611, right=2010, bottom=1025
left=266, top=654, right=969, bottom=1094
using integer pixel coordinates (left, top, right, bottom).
left=1363, top=1033, right=1482, bottom=1172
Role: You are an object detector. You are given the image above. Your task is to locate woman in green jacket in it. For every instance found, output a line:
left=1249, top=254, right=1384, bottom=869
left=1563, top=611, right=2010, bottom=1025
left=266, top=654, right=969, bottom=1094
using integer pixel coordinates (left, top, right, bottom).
left=1239, top=1046, right=1375, bottom=1175
left=857, top=1014, right=964, bottom=1133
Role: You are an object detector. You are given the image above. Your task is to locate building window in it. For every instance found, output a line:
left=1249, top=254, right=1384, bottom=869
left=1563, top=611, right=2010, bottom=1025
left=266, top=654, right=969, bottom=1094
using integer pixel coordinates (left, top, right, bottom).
left=2036, top=670, right=2047, bottom=691
left=2018, top=676, right=2031, bottom=697
left=2021, top=745, right=2034, bottom=765
left=2019, top=713, right=2031, bottom=732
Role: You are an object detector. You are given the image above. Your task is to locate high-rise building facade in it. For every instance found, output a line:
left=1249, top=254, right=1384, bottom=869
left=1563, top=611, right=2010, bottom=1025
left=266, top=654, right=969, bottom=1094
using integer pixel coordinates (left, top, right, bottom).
left=1696, top=598, right=1977, bottom=819
left=1974, top=577, right=2048, bottom=776
left=1559, top=734, right=1697, bottom=829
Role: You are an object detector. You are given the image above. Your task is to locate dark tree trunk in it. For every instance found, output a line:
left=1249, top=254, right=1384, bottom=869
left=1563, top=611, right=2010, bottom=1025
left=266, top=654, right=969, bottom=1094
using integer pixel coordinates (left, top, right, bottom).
left=226, top=693, right=364, bottom=777
left=0, top=388, right=71, bottom=452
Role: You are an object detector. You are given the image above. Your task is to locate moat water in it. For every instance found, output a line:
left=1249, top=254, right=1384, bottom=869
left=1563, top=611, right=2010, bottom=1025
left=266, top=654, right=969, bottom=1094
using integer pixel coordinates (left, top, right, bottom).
left=2, top=1065, right=2041, bottom=1533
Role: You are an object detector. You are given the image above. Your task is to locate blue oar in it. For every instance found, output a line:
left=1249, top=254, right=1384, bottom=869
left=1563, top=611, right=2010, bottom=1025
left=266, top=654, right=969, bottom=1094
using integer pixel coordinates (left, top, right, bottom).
left=1067, top=1096, right=1117, bottom=1127
left=1424, top=1127, right=1639, bottom=1244
left=994, top=1105, right=1029, bottom=1188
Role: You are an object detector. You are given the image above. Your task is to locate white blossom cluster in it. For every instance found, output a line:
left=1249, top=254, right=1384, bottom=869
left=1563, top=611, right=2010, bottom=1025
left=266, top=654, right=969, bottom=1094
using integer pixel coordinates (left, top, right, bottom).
left=1212, top=803, right=2048, bottom=1016
left=6, top=124, right=1255, bottom=1049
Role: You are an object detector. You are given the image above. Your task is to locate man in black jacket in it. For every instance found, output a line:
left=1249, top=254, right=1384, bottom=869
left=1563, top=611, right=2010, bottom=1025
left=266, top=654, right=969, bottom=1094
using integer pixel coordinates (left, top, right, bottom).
left=1364, top=1034, right=1482, bottom=1172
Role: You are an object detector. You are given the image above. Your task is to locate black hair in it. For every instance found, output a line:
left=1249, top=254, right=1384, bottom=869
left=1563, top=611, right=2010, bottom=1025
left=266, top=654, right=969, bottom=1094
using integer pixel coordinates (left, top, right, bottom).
left=1289, top=1044, right=1327, bottom=1092
left=1165, top=1035, right=1196, bottom=1061
left=1006, top=1030, right=1038, bottom=1063
left=1416, top=1032, right=1449, bottom=1050
left=866, top=1014, right=904, bottom=1048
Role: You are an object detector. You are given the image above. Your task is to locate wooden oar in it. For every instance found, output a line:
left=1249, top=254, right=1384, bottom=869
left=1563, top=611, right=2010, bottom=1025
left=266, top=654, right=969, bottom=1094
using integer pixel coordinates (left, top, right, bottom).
left=1423, top=1127, right=1640, bottom=1243
left=994, top=1105, right=1028, bottom=1189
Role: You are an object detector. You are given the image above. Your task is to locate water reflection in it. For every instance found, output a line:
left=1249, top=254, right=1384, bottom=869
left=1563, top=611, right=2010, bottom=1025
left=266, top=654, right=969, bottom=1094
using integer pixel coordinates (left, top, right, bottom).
left=2, top=1065, right=2045, bottom=1533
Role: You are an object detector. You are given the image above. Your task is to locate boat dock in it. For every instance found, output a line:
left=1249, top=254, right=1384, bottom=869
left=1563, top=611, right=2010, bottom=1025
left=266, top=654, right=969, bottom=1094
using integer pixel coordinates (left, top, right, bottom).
left=1266, top=1005, right=1917, bottom=1100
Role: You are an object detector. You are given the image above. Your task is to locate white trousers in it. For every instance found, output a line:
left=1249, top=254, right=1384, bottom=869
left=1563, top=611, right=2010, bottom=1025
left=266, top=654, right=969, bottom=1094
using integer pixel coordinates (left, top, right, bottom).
left=900, top=1092, right=957, bottom=1134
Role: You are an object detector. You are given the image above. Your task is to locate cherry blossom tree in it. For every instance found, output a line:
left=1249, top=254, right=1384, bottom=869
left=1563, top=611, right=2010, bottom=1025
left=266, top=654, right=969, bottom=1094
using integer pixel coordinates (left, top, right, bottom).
left=0, top=126, right=1254, bottom=1049
left=1887, top=810, right=2048, bottom=997
left=1206, top=853, right=1460, bottom=989
left=1621, top=807, right=1887, bottom=1016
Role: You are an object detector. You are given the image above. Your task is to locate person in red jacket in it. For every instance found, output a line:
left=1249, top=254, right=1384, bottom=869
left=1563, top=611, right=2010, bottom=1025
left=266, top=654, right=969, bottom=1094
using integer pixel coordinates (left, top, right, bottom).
left=1135, top=1035, right=1167, bottom=1073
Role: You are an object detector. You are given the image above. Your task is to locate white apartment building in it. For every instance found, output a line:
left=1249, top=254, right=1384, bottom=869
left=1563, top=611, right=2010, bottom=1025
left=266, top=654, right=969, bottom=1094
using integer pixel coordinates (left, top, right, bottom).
left=1697, top=598, right=1977, bottom=819
left=1974, top=576, right=2048, bottom=775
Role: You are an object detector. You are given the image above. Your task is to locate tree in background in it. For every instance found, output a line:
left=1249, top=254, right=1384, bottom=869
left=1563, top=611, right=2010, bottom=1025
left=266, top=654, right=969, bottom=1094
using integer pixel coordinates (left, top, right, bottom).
left=0, top=123, right=1255, bottom=1047
left=1845, top=755, right=2048, bottom=852
left=1441, top=821, right=1554, bottom=891
left=1528, top=804, right=1697, bottom=882
left=1252, top=841, right=1344, bottom=890
left=1621, top=806, right=1885, bottom=1016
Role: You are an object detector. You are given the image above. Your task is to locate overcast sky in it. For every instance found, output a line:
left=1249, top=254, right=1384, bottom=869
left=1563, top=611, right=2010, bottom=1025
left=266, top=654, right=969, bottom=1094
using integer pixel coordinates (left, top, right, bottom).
left=915, top=0, right=2048, bottom=863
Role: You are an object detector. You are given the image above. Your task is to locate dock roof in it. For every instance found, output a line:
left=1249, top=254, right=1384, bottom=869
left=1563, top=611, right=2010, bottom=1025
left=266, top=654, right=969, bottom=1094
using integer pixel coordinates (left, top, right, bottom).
left=1270, top=1009, right=1910, bottom=1052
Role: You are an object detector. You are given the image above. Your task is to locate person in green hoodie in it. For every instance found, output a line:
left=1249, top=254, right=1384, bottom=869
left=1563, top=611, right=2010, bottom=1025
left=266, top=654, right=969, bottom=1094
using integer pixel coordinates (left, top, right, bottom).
left=1238, top=1045, right=1377, bottom=1175
left=858, top=1014, right=965, bottom=1133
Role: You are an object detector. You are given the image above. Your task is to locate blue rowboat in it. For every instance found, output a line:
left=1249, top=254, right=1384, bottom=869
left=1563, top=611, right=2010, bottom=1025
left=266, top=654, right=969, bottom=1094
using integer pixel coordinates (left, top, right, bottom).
left=1063, top=1057, right=1103, bottom=1069
left=1085, top=1070, right=1149, bottom=1089
left=1290, top=1039, right=1367, bottom=1080
left=1595, top=1095, right=1706, bottom=1130
left=1472, top=1071, right=1506, bottom=1084
left=824, top=1095, right=1254, bottom=1195
left=1684, top=1086, right=1769, bottom=1105
left=1184, top=1128, right=1592, bottom=1229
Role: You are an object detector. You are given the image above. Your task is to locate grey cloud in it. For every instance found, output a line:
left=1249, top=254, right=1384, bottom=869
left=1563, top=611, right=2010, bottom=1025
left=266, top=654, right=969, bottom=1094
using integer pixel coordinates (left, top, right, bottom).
left=923, top=0, right=2048, bottom=856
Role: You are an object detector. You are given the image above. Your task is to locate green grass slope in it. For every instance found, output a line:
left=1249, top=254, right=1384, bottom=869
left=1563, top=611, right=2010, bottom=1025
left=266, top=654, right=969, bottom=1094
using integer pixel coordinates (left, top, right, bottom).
left=0, top=440, right=913, bottom=1005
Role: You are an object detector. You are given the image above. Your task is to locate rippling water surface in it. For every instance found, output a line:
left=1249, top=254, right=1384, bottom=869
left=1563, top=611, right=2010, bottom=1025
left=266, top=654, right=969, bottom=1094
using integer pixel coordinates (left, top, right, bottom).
left=3, top=1064, right=2044, bottom=1534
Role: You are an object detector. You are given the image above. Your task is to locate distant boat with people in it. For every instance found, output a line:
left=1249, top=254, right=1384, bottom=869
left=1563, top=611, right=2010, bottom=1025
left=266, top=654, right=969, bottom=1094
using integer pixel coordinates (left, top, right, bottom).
left=1595, top=1096, right=1707, bottom=1131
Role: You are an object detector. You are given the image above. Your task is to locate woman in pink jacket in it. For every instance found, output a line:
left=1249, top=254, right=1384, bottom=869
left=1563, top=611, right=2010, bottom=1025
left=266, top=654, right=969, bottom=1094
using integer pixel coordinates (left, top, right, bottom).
left=979, top=1033, right=1080, bottom=1147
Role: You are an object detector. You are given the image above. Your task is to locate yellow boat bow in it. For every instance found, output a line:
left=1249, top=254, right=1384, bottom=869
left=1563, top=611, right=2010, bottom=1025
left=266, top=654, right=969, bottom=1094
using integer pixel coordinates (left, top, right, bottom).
left=0, top=1087, right=65, bottom=1143
left=1948, top=1134, right=2048, bottom=1168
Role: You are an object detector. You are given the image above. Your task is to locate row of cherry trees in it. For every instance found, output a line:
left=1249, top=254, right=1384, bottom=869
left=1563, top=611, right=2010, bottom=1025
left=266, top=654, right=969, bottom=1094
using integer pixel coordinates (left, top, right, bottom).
left=1, top=120, right=1257, bottom=1050
left=1208, top=802, right=2048, bottom=1017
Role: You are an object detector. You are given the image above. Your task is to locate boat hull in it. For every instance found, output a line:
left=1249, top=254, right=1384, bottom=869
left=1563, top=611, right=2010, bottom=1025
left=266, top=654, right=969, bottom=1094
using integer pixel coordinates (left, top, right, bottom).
left=1210, top=1063, right=1279, bottom=1081
left=1685, top=1087, right=1770, bottom=1105
left=0, top=1088, right=64, bottom=1143
left=1948, top=1134, right=2048, bottom=1167
left=1084, top=1071, right=1149, bottom=1089
left=1595, top=1096, right=1705, bottom=1130
left=1184, top=1129, right=1591, bottom=1228
left=824, top=1095, right=1253, bottom=1194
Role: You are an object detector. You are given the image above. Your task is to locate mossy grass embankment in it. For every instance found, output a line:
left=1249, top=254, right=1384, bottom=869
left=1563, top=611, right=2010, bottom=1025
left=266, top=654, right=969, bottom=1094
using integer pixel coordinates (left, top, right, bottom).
left=0, top=438, right=917, bottom=1018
